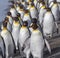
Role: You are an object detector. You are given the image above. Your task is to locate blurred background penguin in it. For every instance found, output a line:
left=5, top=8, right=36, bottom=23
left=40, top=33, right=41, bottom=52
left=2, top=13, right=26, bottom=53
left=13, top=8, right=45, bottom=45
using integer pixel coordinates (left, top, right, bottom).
left=18, top=21, right=30, bottom=58
left=12, top=17, right=21, bottom=51
left=1, top=20, right=15, bottom=58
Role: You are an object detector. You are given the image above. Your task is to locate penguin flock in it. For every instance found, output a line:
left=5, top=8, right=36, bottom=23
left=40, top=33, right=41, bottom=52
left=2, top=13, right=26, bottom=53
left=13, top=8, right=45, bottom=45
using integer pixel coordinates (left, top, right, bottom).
left=0, top=0, right=60, bottom=58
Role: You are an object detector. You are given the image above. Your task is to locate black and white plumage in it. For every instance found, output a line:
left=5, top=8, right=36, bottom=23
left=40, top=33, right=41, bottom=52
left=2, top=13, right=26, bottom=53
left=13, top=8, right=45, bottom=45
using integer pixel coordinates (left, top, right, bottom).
left=43, top=9, right=55, bottom=37
left=23, top=10, right=31, bottom=26
left=12, top=17, right=21, bottom=50
left=39, top=5, right=47, bottom=27
left=30, top=23, right=44, bottom=58
left=29, top=4, right=38, bottom=19
left=1, top=22, right=14, bottom=58
left=50, top=2, right=60, bottom=21
left=19, top=21, right=30, bottom=58
left=0, top=35, right=5, bottom=58
left=10, top=7, right=17, bottom=17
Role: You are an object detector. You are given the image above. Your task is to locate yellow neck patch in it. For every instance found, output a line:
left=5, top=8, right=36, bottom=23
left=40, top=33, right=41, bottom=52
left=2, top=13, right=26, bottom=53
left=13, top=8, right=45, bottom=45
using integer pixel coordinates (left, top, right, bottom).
left=46, top=11, right=51, bottom=14
left=3, top=27, right=7, bottom=31
left=21, top=26, right=26, bottom=29
left=33, top=29, right=42, bottom=34
left=31, top=6, right=35, bottom=9
left=33, top=29, right=38, bottom=31
left=53, top=4, right=57, bottom=8
left=14, top=21, right=19, bottom=25
left=25, top=13, right=29, bottom=16
left=41, top=5, right=45, bottom=9
left=20, top=9, right=23, bottom=11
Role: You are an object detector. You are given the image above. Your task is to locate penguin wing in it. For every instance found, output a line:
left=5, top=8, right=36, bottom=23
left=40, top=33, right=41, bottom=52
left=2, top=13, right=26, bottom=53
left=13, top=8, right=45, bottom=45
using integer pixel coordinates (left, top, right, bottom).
left=44, top=39, right=51, bottom=53
left=8, top=30, right=16, bottom=51
left=55, top=22, right=59, bottom=33
left=0, top=36, right=6, bottom=57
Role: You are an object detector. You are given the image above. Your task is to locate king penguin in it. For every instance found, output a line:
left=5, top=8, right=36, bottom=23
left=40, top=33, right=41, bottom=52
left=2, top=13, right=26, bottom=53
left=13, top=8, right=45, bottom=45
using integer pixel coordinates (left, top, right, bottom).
left=23, top=9, right=31, bottom=27
left=29, top=18, right=40, bottom=33
left=1, top=21, right=14, bottom=58
left=17, top=13, right=23, bottom=26
left=6, top=12, right=13, bottom=25
left=12, top=17, right=21, bottom=50
left=26, top=2, right=31, bottom=10
left=30, top=23, right=44, bottom=58
left=29, top=3, right=38, bottom=19
left=0, top=34, right=5, bottom=58
left=16, top=2, right=21, bottom=12
left=37, top=1, right=45, bottom=13
left=50, top=1, right=60, bottom=21
left=19, top=21, right=30, bottom=58
left=38, top=2, right=47, bottom=28
left=17, top=4, right=25, bottom=19
left=4, top=17, right=12, bottom=32
left=10, top=5, right=17, bottom=18
left=43, top=8, right=55, bottom=38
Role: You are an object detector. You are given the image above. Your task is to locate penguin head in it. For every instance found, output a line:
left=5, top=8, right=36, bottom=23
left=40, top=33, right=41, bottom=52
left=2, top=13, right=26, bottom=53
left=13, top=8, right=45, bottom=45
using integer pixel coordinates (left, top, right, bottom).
left=24, top=9, right=29, bottom=14
left=31, top=2, right=35, bottom=8
left=31, top=18, right=37, bottom=24
left=54, top=0, right=57, bottom=3
left=40, top=1, right=45, bottom=8
left=7, top=12, right=11, bottom=16
left=26, top=2, right=29, bottom=5
left=16, top=1, right=21, bottom=7
left=46, top=8, right=51, bottom=12
left=13, top=17, right=19, bottom=22
left=20, top=4, right=24, bottom=10
left=29, top=18, right=37, bottom=28
left=17, top=13, right=21, bottom=20
left=2, top=17, right=8, bottom=30
left=31, top=23, right=38, bottom=30
left=22, top=21, right=28, bottom=27
left=17, top=13, right=21, bottom=17
left=3, top=21, right=7, bottom=28
left=13, top=17, right=19, bottom=26
left=26, top=2, right=31, bottom=10
left=10, top=5, right=15, bottom=9
left=4, top=17, right=9, bottom=23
